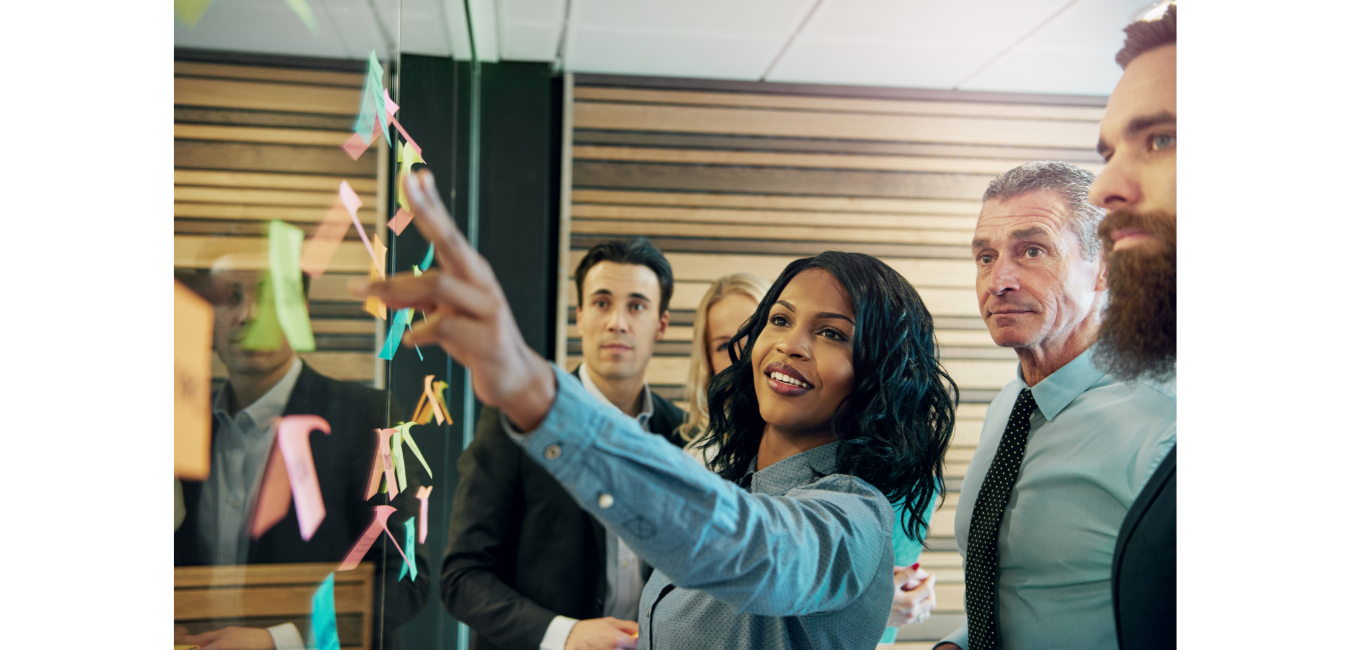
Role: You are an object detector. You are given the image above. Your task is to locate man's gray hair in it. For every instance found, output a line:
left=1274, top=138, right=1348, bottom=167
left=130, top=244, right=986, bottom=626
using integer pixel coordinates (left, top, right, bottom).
left=983, top=161, right=1106, bottom=260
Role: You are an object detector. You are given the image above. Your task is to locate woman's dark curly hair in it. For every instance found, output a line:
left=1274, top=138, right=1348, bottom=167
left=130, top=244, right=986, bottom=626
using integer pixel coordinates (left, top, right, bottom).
left=697, top=251, right=957, bottom=544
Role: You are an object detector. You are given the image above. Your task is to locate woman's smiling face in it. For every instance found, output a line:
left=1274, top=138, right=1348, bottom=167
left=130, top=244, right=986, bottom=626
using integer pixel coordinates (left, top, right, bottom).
left=751, top=268, right=856, bottom=438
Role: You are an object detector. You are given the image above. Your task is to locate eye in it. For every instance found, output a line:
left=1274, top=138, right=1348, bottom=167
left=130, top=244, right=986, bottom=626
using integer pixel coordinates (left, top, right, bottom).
left=594, top=298, right=609, bottom=309
left=820, top=328, right=847, bottom=342
left=1026, top=247, right=1043, bottom=258
left=1150, top=133, right=1176, bottom=151
left=715, top=342, right=729, bottom=352
left=770, top=314, right=789, bottom=327
left=977, top=253, right=993, bottom=264
left=631, top=303, right=645, bottom=312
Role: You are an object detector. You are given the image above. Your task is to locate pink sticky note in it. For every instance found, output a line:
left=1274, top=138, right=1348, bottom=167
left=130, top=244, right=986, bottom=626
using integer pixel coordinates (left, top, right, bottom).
left=378, top=428, right=399, bottom=500
left=277, top=415, right=332, bottom=541
left=338, top=181, right=382, bottom=278
left=389, top=116, right=422, bottom=159
left=424, top=375, right=447, bottom=425
left=415, top=485, right=432, bottom=543
left=384, top=89, right=399, bottom=118
left=301, top=202, right=353, bottom=278
left=365, top=427, right=396, bottom=500
left=388, top=208, right=414, bottom=236
left=338, top=505, right=414, bottom=576
left=251, top=437, right=292, bottom=539
left=341, top=132, right=368, bottom=161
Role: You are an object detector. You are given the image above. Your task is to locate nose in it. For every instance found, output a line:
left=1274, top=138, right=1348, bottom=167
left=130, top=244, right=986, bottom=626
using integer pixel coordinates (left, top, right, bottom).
left=605, top=305, right=630, bottom=334
left=986, top=255, right=1020, bottom=297
left=773, top=324, right=812, bottom=360
left=1089, top=156, right=1140, bottom=212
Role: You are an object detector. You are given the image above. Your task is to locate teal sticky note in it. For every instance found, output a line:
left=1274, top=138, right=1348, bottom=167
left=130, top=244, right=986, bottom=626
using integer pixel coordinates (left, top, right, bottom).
left=878, top=626, right=898, bottom=644
left=268, top=220, right=316, bottom=352
left=378, top=308, right=409, bottom=360
left=419, top=243, right=434, bottom=270
left=311, top=573, right=340, bottom=650
left=398, top=517, right=418, bottom=581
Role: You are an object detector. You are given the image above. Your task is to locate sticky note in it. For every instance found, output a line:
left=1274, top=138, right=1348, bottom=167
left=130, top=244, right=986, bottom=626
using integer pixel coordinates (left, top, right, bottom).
left=353, top=51, right=389, bottom=146
left=405, top=309, right=423, bottom=361
left=301, top=202, right=352, bottom=279
left=338, top=180, right=363, bottom=218
left=433, top=381, right=452, bottom=424
left=283, top=0, right=318, bottom=33
left=419, top=243, right=435, bottom=270
left=425, top=375, right=448, bottom=425
left=377, top=428, right=399, bottom=500
left=311, top=573, right=340, bottom=650
left=174, top=0, right=214, bottom=27
left=174, top=281, right=212, bottom=480
left=251, top=436, right=291, bottom=539
left=277, top=415, right=331, bottom=540
left=398, top=422, right=432, bottom=479
left=363, top=265, right=386, bottom=320
left=268, top=220, right=316, bottom=352
left=378, top=308, right=409, bottom=360
left=384, top=89, right=399, bottom=118
left=388, top=208, right=413, bottom=236
left=366, top=428, right=396, bottom=500
left=879, top=627, right=898, bottom=644
left=390, top=116, right=421, bottom=159
left=374, top=234, right=388, bottom=278
left=390, top=426, right=408, bottom=493
left=396, top=141, right=425, bottom=211
left=398, top=516, right=418, bottom=581
left=415, top=486, right=432, bottom=543
left=240, top=275, right=284, bottom=350
left=338, top=505, right=414, bottom=576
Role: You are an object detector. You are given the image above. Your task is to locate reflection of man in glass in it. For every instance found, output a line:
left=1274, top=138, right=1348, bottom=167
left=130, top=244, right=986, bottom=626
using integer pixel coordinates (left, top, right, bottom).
left=174, top=262, right=430, bottom=650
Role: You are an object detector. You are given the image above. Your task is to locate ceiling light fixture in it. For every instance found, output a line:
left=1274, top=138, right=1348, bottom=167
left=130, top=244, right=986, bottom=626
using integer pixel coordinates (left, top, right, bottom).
left=1133, top=2, right=1173, bottom=23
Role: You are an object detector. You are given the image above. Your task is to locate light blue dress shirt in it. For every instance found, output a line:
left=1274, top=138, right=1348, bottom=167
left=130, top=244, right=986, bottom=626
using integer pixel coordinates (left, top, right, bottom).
left=939, top=346, right=1176, bottom=650
left=508, top=365, right=895, bottom=650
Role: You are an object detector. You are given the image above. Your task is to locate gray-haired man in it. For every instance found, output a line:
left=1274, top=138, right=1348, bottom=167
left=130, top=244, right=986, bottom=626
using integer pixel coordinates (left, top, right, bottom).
left=935, top=162, right=1176, bottom=649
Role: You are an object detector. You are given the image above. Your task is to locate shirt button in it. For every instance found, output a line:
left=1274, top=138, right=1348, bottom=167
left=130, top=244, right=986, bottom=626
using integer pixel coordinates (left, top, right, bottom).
left=544, top=444, right=561, bottom=460
left=598, top=493, right=614, bottom=509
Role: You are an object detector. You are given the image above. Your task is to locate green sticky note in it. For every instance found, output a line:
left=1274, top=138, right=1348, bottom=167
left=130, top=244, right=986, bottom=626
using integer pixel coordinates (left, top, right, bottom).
left=398, top=517, right=418, bottom=581
left=283, top=0, right=318, bottom=32
left=311, top=573, right=340, bottom=650
left=390, top=427, right=407, bottom=493
left=398, top=422, right=433, bottom=479
left=240, top=276, right=284, bottom=350
left=174, top=0, right=214, bottom=27
left=268, top=220, right=315, bottom=352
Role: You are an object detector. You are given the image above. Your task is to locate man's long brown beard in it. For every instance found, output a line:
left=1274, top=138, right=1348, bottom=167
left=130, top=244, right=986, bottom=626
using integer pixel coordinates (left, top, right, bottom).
left=1094, top=209, right=1177, bottom=381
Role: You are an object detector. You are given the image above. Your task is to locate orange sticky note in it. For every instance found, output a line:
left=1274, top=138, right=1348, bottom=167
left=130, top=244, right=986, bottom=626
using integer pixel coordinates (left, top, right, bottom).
left=378, top=428, right=399, bottom=500
left=174, top=281, right=213, bottom=480
left=251, top=434, right=292, bottom=539
left=424, top=375, right=447, bottom=425
left=337, top=505, right=414, bottom=576
left=365, top=427, right=396, bottom=500
left=301, top=202, right=352, bottom=278
left=362, top=265, right=386, bottom=320
left=277, top=415, right=332, bottom=540
left=388, top=208, right=413, bottom=236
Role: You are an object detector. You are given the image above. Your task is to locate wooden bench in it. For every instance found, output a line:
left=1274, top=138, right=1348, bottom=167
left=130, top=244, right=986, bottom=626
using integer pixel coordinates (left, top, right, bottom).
left=174, top=562, right=374, bottom=650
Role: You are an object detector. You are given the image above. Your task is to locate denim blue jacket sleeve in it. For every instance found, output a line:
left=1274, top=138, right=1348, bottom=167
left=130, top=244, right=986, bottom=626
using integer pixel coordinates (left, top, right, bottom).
left=505, top=365, right=892, bottom=617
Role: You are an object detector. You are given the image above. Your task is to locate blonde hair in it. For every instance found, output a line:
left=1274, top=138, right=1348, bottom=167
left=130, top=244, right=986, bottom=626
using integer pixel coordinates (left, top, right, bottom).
left=678, top=273, right=771, bottom=442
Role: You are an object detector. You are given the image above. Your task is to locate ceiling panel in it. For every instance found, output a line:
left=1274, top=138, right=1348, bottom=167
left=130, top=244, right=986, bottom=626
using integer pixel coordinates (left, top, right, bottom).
left=174, top=0, right=352, bottom=59
left=957, top=0, right=1143, bottom=94
left=500, top=21, right=564, bottom=61
left=570, top=0, right=815, bottom=34
left=565, top=28, right=787, bottom=80
left=399, top=0, right=454, bottom=57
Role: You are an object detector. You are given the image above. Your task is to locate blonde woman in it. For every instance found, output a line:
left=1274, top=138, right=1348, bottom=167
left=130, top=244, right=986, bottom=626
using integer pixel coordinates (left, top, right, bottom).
left=677, top=273, right=770, bottom=467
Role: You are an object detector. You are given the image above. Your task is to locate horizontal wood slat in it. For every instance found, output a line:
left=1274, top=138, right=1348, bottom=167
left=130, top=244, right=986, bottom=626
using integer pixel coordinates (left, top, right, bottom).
left=568, top=251, right=977, bottom=290
left=574, top=189, right=982, bottom=215
left=572, top=203, right=977, bottom=231
left=574, top=145, right=1101, bottom=176
left=174, top=586, right=367, bottom=618
left=175, top=170, right=379, bottom=193
left=573, top=86, right=1105, bottom=122
left=572, top=218, right=975, bottom=246
left=575, top=161, right=994, bottom=201
left=573, top=102, right=1099, bottom=149
left=175, top=61, right=365, bottom=87
left=175, top=77, right=360, bottom=115
left=176, top=235, right=376, bottom=273
left=212, top=352, right=378, bottom=382
left=176, top=123, right=353, bottom=147
left=174, top=562, right=372, bottom=589
left=176, top=140, right=378, bottom=176
left=175, top=186, right=376, bottom=208
left=175, top=202, right=377, bottom=224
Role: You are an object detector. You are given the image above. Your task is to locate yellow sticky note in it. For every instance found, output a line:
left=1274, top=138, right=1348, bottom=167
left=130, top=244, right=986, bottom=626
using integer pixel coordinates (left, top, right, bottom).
left=397, top=141, right=425, bottom=211
left=241, top=275, right=284, bottom=350
left=268, top=220, right=316, bottom=352
left=363, top=264, right=386, bottom=320
left=174, top=0, right=213, bottom=27
left=175, top=281, right=213, bottom=480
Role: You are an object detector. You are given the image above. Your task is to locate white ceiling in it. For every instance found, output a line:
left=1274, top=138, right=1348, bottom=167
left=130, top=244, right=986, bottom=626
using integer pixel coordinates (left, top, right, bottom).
left=175, top=0, right=1161, bottom=96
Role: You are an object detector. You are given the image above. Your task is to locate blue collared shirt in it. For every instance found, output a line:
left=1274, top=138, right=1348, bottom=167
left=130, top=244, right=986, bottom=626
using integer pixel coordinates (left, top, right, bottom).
left=508, top=365, right=895, bottom=650
left=939, top=346, right=1176, bottom=650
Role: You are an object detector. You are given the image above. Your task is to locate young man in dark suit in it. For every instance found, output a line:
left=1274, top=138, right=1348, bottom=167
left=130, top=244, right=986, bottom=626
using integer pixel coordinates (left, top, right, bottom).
left=1088, top=5, right=1178, bottom=649
left=174, top=265, right=430, bottom=650
left=442, top=238, right=686, bottom=650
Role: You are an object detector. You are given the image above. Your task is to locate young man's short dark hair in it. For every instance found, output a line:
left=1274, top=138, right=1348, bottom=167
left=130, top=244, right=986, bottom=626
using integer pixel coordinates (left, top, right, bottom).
left=1116, top=3, right=1176, bottom=69
left=573, top=237, right=675, bottom=314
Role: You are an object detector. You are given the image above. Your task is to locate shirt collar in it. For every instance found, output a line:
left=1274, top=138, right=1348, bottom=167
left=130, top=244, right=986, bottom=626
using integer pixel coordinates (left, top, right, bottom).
left=1015, top=343, right=1107, bottom=422
left=739, top=441, right=842, bottom=497
left=213, top=358, right=304, bottom=431
left=577, top=362, right=654, bottom=428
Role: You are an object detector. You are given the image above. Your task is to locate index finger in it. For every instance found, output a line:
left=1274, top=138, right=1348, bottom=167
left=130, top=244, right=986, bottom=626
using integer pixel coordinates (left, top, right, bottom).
left=406, top=170, right=476, bottom=282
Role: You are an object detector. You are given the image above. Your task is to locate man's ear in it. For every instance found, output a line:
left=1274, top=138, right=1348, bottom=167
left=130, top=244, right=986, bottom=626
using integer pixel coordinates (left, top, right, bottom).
left=1095, top=256, right=1109, bottom=293
left=655, top=309, right=670, bottom=341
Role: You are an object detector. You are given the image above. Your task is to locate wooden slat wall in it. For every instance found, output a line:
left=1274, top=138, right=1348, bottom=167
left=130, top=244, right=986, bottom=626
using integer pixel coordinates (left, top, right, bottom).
left=174, top=59, right=388, bottom=387
left=561, top=75, right=1106, bottom=643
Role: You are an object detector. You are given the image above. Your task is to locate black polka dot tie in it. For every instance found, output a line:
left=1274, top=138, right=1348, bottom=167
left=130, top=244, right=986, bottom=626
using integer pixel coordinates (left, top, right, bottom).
left=965, top=388, right=1037, bottom=650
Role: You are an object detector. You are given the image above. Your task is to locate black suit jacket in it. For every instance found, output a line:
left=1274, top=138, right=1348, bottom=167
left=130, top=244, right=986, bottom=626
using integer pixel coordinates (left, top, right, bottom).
left=175, top=362, right=431, bottom=649
left=441, top=370, right=686, bottom=650
left=1112, top=445, right=1177, bottom=650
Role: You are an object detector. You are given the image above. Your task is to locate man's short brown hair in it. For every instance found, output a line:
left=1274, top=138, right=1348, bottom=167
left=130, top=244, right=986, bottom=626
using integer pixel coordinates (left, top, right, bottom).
left=1116, top=3, right=1176, bottom=69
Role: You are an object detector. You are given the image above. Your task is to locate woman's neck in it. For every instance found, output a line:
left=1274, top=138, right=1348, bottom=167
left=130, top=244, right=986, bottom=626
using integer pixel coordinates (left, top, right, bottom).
left=756, top=423, right=835, bottom=471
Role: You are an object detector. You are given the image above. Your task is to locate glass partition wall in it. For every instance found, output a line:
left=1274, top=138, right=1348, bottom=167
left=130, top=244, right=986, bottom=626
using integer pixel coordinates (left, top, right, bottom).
left=173, top=2, right=480, bottom=647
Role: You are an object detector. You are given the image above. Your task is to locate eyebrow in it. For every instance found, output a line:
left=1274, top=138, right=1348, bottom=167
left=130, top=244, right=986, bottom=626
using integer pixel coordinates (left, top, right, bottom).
left=775, top=299, right=855, bottom=325
left=1097, top=111, right=1177, bottom=156
left=971, top=226, right=1052, bottom=249
left=589, top=288, right=652, bottom=303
